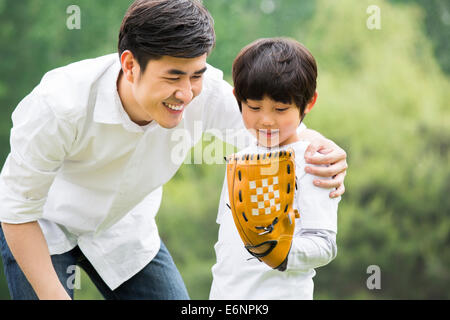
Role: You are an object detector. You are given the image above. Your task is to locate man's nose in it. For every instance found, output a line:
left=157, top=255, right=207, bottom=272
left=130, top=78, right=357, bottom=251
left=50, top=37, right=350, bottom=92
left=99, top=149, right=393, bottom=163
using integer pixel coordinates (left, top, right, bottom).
left=174, top=80, right=194, bottom=104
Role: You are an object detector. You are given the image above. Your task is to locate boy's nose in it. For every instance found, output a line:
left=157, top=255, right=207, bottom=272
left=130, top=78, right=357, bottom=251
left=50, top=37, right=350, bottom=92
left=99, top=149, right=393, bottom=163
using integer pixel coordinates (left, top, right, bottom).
left=260, top=115, right=275, bottom=127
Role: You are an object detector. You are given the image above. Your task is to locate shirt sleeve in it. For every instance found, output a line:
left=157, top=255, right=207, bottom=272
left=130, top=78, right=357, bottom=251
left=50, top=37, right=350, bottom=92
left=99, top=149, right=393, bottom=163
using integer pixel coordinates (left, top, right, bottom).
left=284, top=143, right=340, bottom=271
left=216, top=170, right=229, bottom=225
left=296, top=164, right=340, bottom=233
left=200, top=69, right=254, bottom=150
left=0, top=89, right=77, bottom=223
left=287, top=229, right=337, bottom=271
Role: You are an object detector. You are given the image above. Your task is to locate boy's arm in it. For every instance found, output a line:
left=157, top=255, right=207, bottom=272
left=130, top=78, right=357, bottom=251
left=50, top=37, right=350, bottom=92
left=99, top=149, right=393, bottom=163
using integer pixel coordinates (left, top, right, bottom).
left=1, top=221, right=71, bottom=299
left=286, top=157, right=340, bottom=271
left=287, top=229, right=337, bottom=270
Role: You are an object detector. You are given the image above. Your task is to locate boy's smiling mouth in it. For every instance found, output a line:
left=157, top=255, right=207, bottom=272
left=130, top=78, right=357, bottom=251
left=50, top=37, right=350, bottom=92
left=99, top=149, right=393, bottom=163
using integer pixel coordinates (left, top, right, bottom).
left=258, top=129, right=279, bottom=138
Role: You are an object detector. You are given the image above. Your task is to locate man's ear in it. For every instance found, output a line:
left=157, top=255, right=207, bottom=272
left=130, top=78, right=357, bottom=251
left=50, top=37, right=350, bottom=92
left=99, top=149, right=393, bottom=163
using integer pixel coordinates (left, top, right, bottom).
left=304, top=91, right=318, bottom=115
left=232, top=88, right=236, bottom=97
left=120, top=50, right=139, bottom=84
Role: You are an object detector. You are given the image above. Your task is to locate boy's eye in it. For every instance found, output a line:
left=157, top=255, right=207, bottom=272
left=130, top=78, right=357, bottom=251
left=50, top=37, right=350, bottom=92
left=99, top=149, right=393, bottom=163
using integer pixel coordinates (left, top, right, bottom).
left=276, top=108, right=289, bottom=112
left=247, top=105, right=260, bottom=110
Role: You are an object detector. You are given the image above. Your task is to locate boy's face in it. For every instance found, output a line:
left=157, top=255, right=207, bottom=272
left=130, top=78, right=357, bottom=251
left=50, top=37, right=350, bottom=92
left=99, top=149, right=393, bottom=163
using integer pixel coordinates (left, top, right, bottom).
left=241, top=95, right=315, bottom=148
left=122, top=53, right=208, bottom=128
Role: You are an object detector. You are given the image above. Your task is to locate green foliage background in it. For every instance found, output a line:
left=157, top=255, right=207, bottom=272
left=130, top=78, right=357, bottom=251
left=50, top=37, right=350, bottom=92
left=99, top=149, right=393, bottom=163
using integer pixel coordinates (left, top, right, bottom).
left=0, top=0, right=449, bottom=299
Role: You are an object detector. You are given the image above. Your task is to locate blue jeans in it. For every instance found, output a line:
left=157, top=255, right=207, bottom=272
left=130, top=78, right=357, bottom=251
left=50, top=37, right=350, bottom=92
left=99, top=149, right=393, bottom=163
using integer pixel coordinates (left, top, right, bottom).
left=0, top=225, right=189, bottom=300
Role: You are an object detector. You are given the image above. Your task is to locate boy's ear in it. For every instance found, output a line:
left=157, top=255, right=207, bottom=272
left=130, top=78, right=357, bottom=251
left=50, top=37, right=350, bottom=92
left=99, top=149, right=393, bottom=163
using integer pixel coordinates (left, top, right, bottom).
left=303, top=91, right=318, bottom=115
left=232, top=88, right=236, bottom=97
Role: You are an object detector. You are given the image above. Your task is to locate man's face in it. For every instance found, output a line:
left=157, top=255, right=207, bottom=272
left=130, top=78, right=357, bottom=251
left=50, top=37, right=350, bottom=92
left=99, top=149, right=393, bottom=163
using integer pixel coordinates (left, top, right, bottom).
left=131, top=54, right=208, bottom=128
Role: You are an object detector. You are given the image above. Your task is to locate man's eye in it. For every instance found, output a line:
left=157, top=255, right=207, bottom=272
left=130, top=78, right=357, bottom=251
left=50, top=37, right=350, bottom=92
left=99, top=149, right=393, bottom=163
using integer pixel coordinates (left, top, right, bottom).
left=191, top=75, right=203, bottom=79
left=164, top=77, right=180, bottom=81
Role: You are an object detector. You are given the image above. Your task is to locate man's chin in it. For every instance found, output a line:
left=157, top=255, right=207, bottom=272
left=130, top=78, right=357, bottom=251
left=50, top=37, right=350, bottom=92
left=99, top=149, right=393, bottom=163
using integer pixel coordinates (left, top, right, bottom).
left=157, top=117, right=183, bottom=129
left=156, top=103, right=186, bottom=128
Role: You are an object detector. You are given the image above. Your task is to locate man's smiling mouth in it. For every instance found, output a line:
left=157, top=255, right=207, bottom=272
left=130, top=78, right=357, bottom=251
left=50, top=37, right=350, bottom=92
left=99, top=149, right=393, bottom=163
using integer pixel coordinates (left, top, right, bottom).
left=163, top=102, right=184, bottom=111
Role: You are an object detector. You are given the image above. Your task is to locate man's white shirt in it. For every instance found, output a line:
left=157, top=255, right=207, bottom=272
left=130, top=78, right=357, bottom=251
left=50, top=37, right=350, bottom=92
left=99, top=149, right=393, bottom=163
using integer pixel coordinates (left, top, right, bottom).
left=0, top=53, right=250, bottom=290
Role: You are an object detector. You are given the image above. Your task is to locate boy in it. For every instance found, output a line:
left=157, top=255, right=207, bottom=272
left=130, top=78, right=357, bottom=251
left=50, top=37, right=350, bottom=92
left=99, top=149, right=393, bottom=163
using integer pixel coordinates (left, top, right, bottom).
left=210, top=38, right=340, bottom=299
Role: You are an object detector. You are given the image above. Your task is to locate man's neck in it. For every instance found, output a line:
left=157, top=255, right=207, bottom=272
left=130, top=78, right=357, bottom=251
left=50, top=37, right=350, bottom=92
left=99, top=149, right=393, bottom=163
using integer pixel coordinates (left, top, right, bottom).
left=116, top=71, right=152, bottom=126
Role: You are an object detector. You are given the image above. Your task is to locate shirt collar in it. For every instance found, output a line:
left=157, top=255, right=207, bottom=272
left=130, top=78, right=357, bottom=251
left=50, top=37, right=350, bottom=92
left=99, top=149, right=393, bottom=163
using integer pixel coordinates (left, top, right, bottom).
left=93, top=55, right=151, bottom=133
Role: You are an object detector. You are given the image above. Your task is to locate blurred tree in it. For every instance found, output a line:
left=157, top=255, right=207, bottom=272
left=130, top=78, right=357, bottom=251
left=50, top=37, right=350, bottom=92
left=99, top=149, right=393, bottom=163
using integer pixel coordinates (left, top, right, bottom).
left=0, top=0, right=132, bottom=161
left=303, top=0, right=450, bottom=299
left=391, top=0, right=450, bottom=75
left=205, top=0, right=316, bottom=81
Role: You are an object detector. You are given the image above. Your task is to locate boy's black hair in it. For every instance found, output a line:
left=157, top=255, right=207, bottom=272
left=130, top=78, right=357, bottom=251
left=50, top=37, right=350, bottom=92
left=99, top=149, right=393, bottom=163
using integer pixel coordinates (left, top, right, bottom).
left=232, top=38, right=317, bottom=115
left=118, top=0, right=215, bottom=72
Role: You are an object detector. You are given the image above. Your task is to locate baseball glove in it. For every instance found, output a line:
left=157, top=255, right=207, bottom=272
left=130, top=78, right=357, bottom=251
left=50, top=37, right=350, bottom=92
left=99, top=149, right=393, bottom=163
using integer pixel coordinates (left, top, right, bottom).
left=225, top=149, right=299, bottom=271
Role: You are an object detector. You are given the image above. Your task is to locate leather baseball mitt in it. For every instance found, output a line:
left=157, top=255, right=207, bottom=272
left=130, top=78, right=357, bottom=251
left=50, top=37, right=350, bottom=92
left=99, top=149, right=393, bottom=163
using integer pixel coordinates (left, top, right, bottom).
left=225, top=149, right=299, bottom=271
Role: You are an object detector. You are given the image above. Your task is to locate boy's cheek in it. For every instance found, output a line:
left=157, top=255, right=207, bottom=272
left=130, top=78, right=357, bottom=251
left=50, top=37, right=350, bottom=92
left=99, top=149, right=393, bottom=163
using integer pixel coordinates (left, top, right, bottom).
left=244, top=124, right=258, bottom=137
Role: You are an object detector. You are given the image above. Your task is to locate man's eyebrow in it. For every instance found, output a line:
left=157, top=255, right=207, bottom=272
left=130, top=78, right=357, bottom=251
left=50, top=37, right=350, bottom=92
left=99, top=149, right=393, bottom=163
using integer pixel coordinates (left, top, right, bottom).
left=165, top=67, right=207, bottom=75
left=194, top=67, right=208, bottom=74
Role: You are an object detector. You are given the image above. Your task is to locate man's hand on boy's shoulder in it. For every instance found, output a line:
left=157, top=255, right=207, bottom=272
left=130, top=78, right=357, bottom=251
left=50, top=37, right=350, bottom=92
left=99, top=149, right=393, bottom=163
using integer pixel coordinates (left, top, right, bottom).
left=298, top=129, right=348, bottom=199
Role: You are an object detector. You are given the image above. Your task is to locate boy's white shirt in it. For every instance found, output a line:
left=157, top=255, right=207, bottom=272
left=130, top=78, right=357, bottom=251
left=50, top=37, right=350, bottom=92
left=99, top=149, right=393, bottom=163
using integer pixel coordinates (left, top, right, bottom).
left=210, top=140, right=340, bottom=300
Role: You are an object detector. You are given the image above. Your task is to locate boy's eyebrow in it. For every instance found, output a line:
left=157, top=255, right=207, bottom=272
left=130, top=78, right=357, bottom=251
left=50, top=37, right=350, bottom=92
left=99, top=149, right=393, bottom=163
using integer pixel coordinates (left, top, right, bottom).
left=165, top=66, right=208, bottom=75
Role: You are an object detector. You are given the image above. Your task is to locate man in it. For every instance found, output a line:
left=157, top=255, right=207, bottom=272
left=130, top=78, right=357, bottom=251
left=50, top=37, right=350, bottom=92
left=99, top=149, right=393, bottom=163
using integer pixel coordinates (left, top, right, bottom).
left=0, top=0, right=347, bottom=300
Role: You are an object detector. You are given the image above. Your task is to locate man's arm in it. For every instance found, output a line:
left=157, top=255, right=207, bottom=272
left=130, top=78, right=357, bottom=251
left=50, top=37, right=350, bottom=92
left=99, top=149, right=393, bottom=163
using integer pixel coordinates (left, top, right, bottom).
left=299, top=128, right=348, bottom=198
left=1, top=222, right=71, bottom=299
left=0, top=88, right=77, bottom=299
